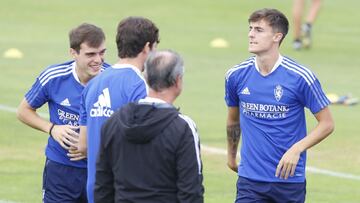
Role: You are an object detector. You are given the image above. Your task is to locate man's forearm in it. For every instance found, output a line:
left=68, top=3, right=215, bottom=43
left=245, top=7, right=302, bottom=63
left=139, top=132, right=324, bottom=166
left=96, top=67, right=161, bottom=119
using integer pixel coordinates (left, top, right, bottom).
left=17, top=99, right=52, bottom=134
left=227, top=124, right=241, bottom=158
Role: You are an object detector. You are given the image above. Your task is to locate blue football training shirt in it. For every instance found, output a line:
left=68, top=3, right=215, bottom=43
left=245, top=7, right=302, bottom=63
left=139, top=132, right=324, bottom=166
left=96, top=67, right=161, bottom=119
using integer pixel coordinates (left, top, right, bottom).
left=25, top=60, right=110, bottom=168
left=225, top=55, right=330, bottom=182
left=79, top=63, right=147, bottom=203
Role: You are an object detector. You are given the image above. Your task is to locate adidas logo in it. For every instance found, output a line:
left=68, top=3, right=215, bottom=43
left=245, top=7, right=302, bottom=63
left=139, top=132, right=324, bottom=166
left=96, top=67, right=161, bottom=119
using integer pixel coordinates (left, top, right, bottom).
left=93, top=88, right=111, bottom=108
left=241, top=87, right=250, bottom=95
left=60, top=98, right=71, bottom=106
left=90, top=88, right=114, bottom=117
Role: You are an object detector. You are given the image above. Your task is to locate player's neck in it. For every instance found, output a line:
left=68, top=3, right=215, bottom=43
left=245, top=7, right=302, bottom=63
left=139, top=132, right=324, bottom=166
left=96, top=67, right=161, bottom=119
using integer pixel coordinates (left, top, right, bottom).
left=255, top=51, right=280, bottom=76
left=75, top=67, right=92, bottom=85
left=116, top=58, right=144, bottom=72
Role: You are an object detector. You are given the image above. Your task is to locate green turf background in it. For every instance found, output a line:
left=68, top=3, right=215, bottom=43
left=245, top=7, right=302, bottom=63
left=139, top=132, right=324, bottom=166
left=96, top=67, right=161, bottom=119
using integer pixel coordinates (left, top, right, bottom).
left=1, top=0, right=359, bottom=202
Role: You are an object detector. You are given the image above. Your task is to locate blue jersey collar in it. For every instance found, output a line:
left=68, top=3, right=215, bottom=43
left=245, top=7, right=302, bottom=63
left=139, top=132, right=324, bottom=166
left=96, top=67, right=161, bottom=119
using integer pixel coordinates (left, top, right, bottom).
left=70, top=61, right=84, bottom=86
left=112, top=63, right=142, bottom=75
left=112, top=63, right=148, bottom=94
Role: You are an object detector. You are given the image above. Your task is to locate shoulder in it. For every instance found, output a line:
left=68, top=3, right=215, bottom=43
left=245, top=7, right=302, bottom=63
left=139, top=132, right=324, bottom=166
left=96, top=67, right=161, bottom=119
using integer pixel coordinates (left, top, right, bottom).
left=177, top=114, right=197, bottom=133
left=38, top=61, right=74, bottom=86
left=109, top=65, right=144, bottom=79
left=128, top=67, right=145, bottom=80
left=280, top=56, right=317, bottom=85
left=225, top=56, right=255, bottom=81
left=124, top=67, right=147, bottom=89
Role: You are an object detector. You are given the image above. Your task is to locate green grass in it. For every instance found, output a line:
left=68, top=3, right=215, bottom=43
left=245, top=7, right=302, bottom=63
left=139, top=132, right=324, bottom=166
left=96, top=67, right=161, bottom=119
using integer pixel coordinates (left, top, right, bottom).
left=1, top=0, right=360, bottom=202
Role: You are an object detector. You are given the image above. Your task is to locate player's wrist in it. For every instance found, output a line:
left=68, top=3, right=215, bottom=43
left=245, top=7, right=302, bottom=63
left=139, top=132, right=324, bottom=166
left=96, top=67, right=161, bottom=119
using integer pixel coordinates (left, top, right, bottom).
left=49, top=123, right=55, bottom=135
left=292, top=142, right=305, bottom=154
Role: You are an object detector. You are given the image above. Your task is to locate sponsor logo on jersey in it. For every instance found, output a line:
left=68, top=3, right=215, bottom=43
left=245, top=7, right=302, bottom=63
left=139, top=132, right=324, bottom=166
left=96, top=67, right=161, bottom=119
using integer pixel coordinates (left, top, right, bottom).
left=57, top=109, right=79, bottom=126
left=60, top=98, right=71, bottom=106
left=274, top=85, right=283, bottom=101
left=241, top=87, right=251, bottom=95
left=241, top=101, right=289, bottom=119
left=90, top=88, right=114, bottom=117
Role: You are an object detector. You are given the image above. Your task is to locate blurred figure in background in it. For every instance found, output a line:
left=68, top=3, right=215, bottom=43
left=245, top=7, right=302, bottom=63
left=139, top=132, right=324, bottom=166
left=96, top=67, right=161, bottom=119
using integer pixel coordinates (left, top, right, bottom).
left=292, top=0, right=322, bottom=50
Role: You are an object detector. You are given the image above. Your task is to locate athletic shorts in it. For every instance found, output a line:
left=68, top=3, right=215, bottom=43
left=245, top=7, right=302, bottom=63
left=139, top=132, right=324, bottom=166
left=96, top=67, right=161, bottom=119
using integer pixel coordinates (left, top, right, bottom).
left=42, top=159, right=87, bottom=203
left=235, top=176, right=306, bottom=203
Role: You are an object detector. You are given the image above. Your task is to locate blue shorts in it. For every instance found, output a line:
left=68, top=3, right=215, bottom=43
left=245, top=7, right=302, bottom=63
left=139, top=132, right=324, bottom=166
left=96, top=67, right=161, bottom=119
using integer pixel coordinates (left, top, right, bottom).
left=235, top=176, right=306, bottom=203
left=42, top=159, right=87, bottom=203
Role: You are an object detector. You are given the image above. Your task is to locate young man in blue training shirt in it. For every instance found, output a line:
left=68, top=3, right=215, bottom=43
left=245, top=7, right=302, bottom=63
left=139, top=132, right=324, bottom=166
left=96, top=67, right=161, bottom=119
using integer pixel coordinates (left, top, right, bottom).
left=225, top=8, right=334, bottom=203
left=69, top=17, right=160, bottom=203
left=17, top=23, right=109, bottom=202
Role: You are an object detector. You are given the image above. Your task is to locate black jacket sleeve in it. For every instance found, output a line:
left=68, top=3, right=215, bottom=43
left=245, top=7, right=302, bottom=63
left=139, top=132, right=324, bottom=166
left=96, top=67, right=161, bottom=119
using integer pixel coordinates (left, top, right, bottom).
left=94, top=121, right=115, bottom=203
left=176, top=120, right=204, bottom=203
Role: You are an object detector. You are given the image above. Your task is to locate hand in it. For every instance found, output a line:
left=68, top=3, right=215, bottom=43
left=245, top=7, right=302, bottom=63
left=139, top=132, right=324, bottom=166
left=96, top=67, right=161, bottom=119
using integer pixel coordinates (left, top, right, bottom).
left=227, top=160, right=238, bottom=173
left=50, top=125, right=79, bottom=150
left=275, top=145, right=302, bottom=179
left=68, top=146, right=87, bottom=161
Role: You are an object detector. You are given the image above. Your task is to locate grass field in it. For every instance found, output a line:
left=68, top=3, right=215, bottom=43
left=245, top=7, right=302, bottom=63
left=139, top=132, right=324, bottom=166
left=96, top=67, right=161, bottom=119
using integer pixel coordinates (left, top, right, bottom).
left=1, top=0, right=360, bottom=202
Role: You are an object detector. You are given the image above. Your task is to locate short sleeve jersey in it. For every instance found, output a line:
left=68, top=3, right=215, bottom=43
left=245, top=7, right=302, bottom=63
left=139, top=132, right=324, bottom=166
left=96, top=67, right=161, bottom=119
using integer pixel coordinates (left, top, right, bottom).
left=25, top=60, right=110, bottom=168
left=79, top=64, right=147, bottom=203
left=224, top=55, right=330, bottom=182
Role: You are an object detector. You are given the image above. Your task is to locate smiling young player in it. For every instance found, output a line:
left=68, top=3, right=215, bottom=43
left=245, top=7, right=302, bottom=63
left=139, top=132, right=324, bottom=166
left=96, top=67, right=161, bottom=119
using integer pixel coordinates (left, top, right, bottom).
left=17, top=23, right=110, bottom=203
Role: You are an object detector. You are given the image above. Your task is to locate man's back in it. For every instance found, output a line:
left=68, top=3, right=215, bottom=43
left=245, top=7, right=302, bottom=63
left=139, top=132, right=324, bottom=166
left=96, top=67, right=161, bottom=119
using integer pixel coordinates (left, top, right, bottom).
left=79, top=64, right=147, bottom=202
left=95, top=99, right=204, bottom=203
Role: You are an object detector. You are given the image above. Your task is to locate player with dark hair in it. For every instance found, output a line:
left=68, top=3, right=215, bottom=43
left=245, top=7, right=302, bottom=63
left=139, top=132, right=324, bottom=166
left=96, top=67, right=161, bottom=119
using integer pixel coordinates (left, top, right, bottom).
left=225, top=8, right=334, bottom=202
left=71, top=16, right=160, bottom=203
left=17, top=23, right=109, bottom=202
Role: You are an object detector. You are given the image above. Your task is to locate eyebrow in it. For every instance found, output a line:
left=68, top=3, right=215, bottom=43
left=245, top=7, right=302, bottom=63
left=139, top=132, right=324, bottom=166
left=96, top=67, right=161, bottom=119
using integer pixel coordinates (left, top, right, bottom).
left=84, top=48, right=107, bottom=54
left=249, top=25, right=264, bottom=30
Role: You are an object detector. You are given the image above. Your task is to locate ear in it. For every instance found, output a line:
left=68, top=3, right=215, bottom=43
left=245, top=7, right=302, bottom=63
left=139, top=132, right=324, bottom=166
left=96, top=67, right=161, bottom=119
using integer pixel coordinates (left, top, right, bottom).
left=142, top=42, right=151, bottom=54
left=273, top=33, right=283, bottom=43
left=174, top=75, right=183, bottom=96
left=175, top=75, right=183, bottom=88
left=70, top=48, right=77, bottom=59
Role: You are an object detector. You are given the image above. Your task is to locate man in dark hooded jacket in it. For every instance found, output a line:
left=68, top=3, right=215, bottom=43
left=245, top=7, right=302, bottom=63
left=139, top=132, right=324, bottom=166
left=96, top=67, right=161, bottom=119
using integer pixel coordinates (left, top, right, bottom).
left=94, top=50, right=204, bottom=203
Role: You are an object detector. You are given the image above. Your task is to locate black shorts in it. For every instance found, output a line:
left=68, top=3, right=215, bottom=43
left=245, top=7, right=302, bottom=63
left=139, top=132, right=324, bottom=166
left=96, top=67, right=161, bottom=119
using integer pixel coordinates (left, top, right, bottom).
left=235, top=176, right=306, bottom=203
left=42, top=159, right=87, bottom=203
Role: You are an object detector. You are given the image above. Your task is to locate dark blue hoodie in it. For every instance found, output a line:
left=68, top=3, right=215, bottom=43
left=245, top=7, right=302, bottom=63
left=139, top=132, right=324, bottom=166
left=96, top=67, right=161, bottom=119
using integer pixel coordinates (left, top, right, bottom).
left=94, top=101, right=204, bottom=203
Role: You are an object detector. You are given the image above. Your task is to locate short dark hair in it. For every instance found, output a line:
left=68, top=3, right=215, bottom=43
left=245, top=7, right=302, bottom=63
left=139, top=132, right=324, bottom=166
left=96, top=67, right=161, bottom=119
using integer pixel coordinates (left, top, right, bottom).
left=116, top=16, right=160, bottom=58
left=144, top=50, right=184, bottom=92
left=69, top=23, right=105, bottom=53
left=248, top=8, right=289, bottom=45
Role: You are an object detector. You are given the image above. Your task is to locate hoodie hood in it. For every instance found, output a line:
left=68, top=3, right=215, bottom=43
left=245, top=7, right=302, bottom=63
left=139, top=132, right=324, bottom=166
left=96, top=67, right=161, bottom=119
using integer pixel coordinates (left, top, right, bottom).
left=118, top=102, right=179, bottom=144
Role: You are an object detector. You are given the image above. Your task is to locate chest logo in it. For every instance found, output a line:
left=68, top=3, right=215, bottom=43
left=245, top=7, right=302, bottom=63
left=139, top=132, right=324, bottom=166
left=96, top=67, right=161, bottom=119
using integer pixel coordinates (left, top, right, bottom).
left=241, top=87, right=251, bottom=95
left=60, top=98, right=71, bottom=106
left=274, top=85, right=283, bottom=101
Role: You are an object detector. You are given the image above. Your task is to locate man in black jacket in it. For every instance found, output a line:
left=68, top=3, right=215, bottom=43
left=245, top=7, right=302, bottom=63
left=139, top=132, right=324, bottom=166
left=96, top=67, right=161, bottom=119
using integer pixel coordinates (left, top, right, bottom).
left=95, top=50, right=204, bottom=203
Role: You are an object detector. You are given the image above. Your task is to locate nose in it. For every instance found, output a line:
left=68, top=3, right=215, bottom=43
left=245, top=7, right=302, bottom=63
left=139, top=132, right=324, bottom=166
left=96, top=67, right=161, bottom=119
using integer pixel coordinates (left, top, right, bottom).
left=94, top=53, right=103, bottom=63
left=248, top=29, right=254, bottom=38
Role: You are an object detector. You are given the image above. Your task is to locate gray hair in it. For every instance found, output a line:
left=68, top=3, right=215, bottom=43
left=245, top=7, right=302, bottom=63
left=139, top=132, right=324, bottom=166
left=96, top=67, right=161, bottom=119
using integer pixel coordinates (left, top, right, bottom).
left=144, top=50, right=184, bottom=91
